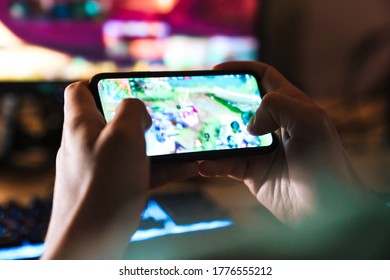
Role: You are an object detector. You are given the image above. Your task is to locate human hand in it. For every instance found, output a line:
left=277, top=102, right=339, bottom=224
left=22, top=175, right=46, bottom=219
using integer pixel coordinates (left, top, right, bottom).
left=43, top=81, right=198, bottom=259
left=199, top=61, right=365, bottom=223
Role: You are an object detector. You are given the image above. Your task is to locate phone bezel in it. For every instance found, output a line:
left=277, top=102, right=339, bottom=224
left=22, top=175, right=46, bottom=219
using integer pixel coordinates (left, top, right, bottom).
left=88, top=70, right=277, bottom=162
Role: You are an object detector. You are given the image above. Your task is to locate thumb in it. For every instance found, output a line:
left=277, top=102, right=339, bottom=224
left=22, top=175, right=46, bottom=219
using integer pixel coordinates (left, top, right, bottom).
left=247, top=92, right=307, bottom=136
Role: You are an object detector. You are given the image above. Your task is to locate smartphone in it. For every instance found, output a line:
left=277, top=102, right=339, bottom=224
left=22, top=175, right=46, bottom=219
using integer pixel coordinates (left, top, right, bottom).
left=89, top=70, right=277, bottom=162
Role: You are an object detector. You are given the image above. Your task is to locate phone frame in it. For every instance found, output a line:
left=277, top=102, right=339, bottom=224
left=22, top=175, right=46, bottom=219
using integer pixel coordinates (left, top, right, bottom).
left=88, top=70, right=277, bottom=162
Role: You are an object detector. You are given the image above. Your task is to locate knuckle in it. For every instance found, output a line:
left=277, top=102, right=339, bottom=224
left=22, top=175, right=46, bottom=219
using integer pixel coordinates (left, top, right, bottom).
left=64, top=81, right=84, bottom=97
left=261, top=91, right=278, bottom=105
left=67, top=113, right=101, bottom=132
left=107, top=122, right=146, bottom=150
left=303, top=105, right=336, bottom=138
left=310, top=106, right=330, bottom=125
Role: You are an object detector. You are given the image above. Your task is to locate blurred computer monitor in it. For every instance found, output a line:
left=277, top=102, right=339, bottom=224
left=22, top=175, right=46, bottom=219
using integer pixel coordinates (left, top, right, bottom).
left=0, top=0, right=261, bottom=81
left=0, top=0, right=265, bottom=259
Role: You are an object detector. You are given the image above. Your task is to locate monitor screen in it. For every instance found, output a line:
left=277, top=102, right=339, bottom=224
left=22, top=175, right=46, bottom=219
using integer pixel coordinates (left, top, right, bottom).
left=0, top=0, right=263, bottom=260
left=0, top=0, right=261, bottom=81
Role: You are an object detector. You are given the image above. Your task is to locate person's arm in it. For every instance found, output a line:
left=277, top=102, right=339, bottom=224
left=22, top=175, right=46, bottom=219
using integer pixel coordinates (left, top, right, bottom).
left=42, top=81, right=198, bottom=259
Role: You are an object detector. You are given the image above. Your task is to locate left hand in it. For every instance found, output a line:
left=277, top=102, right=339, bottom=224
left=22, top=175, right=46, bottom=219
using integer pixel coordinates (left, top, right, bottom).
left=42, top=81, right=198, bottom=259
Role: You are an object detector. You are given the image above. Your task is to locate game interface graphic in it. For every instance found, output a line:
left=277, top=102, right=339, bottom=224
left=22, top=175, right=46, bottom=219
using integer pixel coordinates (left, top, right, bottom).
left=98, top=74, right=273, bottom=156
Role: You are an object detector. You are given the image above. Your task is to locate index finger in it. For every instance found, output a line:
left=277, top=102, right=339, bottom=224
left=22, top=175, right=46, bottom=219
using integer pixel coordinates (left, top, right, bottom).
left=212, top=61, right=310, bottom=101
left=64, top=81, right=105, bottom=125
left=63, top=81, right=106, bottom=149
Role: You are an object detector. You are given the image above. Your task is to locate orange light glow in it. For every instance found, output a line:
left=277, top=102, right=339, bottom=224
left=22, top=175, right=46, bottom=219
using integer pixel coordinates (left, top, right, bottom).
left=114, top=0, right=179, bottom=14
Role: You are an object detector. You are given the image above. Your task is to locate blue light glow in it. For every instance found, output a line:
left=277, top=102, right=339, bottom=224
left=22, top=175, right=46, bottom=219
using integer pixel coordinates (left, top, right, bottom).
left=131, top=200, right=233, bottom=242
left=85, top=1, right=100, bottom=16
left=0, top=242, right=45, bottom=260
left=0, top=200, right=233, bottom=260
left=131, top=220, right=233, bottom=242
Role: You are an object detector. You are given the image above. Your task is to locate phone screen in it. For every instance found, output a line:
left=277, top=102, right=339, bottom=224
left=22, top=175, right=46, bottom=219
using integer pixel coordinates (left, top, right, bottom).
left=92, top=71, right=275, bottom=161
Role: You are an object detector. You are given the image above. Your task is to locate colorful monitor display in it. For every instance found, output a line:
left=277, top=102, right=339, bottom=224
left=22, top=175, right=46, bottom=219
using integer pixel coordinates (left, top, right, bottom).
left=0, top=0, right=261, bottom=81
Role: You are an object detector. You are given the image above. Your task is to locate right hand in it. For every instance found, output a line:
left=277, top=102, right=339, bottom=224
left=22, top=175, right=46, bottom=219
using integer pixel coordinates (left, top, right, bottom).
left=199, top=61, right=365, bottom=223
